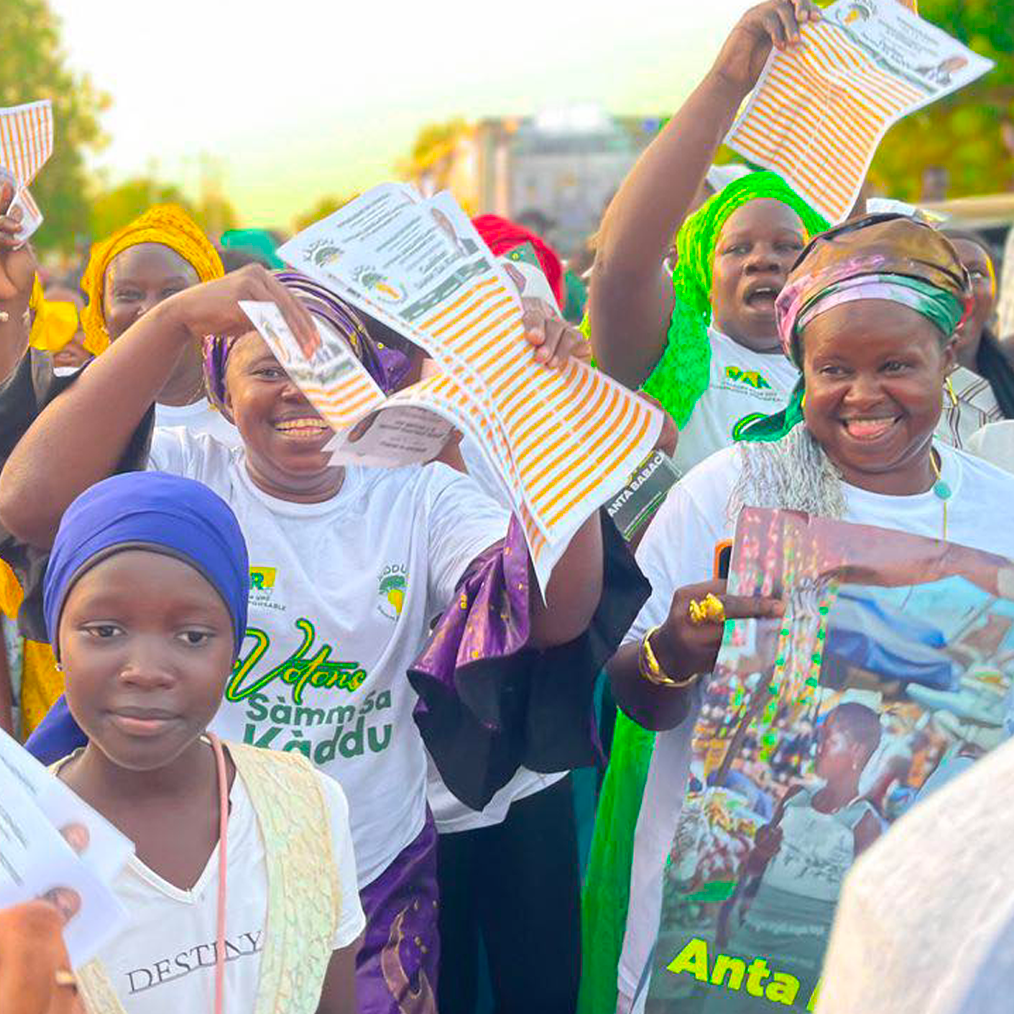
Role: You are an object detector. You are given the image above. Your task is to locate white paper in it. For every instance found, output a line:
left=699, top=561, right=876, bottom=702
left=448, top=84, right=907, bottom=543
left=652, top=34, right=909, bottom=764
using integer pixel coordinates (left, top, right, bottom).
left=0, top=733, right=130, bottom=967
left=0, top=729, right=133, bottom=883
left=275, top=185, right=663, bottom=590
left=0, top=101, right=54, bottom=243
left=725, top=0, right=994, bottom=223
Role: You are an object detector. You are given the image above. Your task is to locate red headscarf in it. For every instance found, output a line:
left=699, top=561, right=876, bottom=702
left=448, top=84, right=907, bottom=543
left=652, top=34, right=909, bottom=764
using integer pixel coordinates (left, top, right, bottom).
left=472, top=214, right=564, bottom=307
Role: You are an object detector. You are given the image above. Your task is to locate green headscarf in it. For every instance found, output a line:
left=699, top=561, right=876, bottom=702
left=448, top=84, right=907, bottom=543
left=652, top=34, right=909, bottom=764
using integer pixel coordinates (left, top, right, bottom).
left=641, top=171, right=829, bottom=427
left=219, top=228, right=284, bottom=269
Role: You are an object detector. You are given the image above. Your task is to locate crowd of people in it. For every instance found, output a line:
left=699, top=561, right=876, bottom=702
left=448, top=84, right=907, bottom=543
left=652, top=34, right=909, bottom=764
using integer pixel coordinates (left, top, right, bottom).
left=1, top=1, right=1013, bottom=1013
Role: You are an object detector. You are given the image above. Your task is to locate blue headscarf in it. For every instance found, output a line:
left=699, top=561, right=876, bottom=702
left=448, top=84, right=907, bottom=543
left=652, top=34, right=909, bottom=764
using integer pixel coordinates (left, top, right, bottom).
left=29, top=472, right=249, bottom=764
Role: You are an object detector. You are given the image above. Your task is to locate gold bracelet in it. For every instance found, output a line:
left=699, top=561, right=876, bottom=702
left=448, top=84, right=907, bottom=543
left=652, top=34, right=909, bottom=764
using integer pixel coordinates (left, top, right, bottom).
left=639, top=625, right=703, bottom=689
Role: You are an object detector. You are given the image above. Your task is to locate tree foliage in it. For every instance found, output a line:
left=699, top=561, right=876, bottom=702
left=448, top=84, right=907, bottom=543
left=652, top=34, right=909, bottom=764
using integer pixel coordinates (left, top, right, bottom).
left=2, top=0, right=108, bottom=252
left=293, top=194, right=357, bottom=233
left=870, top=0, right=1014, bottom=199
left=87, top=177, right=238, bottom=247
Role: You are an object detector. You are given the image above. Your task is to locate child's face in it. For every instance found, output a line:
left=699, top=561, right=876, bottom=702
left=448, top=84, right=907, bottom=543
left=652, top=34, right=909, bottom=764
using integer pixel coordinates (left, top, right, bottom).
left=59, top=550, right=235, bottom=771
left=224, top=332, right=339, bottom=498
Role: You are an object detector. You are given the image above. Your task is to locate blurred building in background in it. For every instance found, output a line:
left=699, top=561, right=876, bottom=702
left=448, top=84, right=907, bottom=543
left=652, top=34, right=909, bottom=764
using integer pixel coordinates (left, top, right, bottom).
left=408, top=106, right=664, bottom=258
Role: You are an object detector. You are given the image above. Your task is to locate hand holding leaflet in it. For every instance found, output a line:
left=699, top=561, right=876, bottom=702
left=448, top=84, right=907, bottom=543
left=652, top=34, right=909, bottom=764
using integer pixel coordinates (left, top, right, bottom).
left=725, top=0, right=993, bottom=222
left=0, top=101, right=54, bottom=243
left=242, top=185, right=663, bottom=588
left=0, top=731, right=131, bottom=967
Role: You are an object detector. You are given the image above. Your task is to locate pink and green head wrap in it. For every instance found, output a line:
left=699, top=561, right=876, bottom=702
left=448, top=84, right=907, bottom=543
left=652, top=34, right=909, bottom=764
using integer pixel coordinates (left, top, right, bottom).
left=642, top=171, right=829, bottom=427
left=735, top=214, right=972, bottom=443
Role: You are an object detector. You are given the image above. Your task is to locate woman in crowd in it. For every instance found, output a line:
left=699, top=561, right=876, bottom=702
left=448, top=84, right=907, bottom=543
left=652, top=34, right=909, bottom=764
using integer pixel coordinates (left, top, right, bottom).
left=45, top=471, right=363, bottom=1013
left=0, top=199, right=234, bottom=739
left=609, top=214, right=1014, bottom=1011
left=935, top=229, right=1014, bottom=448
left=0, top=265, right=639, bottom=1012
left=579, top=4, right=827, bottom=1009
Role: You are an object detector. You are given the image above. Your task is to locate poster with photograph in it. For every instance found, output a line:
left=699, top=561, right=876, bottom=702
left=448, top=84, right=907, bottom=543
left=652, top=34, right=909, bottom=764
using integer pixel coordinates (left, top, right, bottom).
left=640, top=508, right=1014, bottom=1012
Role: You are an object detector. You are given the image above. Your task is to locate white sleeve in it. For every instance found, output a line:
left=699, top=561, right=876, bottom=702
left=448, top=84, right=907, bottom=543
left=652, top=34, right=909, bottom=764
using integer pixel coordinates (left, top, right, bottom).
left=148, top=426, right=199, bottom=476
left=316, top=772, right=367, bottom=949
left=423, top=463, right=511, bottom=611
left=623, top=468, right=732, bottom=648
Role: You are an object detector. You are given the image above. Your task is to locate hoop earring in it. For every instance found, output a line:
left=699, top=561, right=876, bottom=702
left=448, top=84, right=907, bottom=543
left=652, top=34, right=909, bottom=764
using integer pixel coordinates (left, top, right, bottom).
left=945, top=375, right=958, bottom=407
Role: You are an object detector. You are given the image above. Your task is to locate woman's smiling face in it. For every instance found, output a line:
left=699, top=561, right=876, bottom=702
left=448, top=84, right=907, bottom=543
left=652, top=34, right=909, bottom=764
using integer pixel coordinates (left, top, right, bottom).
left=801, top=299, right=955, bottom=494
left=224, top=332, right=341, bottom=502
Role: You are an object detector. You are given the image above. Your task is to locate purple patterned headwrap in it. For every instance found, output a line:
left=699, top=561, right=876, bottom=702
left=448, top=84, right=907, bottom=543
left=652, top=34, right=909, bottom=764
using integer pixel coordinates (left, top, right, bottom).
left=202, top=270, right=410, bottom=412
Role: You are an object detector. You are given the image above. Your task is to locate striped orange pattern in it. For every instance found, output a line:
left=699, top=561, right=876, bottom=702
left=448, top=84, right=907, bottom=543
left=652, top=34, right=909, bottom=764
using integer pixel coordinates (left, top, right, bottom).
left=0, top=101, right=53, bottom=185
left=727, top=20, right=924, bottom=222
left=417, top=278, right=658, bottom=542
left=292, top=367, right=386, bottom=432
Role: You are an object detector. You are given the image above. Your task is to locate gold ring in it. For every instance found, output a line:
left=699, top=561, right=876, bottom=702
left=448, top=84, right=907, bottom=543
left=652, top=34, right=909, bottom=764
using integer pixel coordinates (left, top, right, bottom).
left=688, top=599, right=707, bottom=626
left=703, top=593, right=726, bottom=624
left=54, top=969, right=77, bottom=991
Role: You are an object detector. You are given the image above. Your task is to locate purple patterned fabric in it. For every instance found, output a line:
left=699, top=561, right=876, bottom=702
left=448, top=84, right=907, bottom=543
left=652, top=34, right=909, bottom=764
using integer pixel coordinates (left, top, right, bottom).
left=409, top=512, right=651, bottom=810
left=412, top=514, right=532, bottom=706
left=202, top=271, right=410, bottom=411
left=356, top=813, right=439, bottom=1014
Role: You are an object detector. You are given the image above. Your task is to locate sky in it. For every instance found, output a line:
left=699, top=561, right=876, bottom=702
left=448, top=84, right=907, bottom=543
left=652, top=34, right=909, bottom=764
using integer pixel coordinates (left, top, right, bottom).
left=48, top=0, right=754, bottom=228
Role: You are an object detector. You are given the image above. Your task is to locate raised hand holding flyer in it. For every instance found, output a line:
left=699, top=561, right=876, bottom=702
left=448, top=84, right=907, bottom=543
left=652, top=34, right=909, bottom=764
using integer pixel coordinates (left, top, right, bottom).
left=0, top=100, right=54, bottom=243
left=725, top=0, right=993, bottom=223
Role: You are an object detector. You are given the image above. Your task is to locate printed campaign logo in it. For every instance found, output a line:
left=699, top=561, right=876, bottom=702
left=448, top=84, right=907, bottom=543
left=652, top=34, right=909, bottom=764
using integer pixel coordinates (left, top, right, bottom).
left=724, top=365, right=773, bottom=391
left=377, top=564, right=408, bottom=620
left=249, top=566, right=284, bottom=612
left=354, top=266, right=405, bottom=304
left=307, top=238, right=343, bottom=270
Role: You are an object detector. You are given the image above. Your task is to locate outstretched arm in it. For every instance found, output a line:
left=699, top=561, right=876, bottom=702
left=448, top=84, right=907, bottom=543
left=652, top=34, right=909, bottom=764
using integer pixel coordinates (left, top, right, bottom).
left=0, top=265, right=317, bottom=548
left=590, top=0, right=820, bottom=389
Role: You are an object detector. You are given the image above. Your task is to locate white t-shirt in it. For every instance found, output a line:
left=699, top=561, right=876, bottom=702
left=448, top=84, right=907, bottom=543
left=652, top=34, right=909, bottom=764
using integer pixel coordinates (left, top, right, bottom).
left=149, top=428, right=509, bottom=884
left=92, top=765, right=364, bottom=1014
left=617, top=440, right=1014, bottom=1008
left=818, top=737, right=1014, bottom=1014
left=426, top=436, right=567, bottom=833
left=154, top=397, right=241, bottom=446
left=967, top=419, right=1014, bottom=475
left=671, top=328, right=798, bottom=476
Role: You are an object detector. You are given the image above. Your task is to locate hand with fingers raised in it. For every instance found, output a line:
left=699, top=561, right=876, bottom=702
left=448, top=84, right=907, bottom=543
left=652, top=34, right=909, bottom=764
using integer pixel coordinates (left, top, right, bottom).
left=711, top=0, right=823, bottom=97
left=160, top=263, right=321, bottom=359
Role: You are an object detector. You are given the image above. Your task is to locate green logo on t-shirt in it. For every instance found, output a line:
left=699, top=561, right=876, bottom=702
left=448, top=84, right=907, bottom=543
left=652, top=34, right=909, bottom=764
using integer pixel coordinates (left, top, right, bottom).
left=725, top=366, right=773, bottom=390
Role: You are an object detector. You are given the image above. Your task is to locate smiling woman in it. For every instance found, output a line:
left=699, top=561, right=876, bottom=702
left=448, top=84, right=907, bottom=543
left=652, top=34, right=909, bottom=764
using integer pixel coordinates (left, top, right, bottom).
left=605, top=213, right=1014, bottom=1009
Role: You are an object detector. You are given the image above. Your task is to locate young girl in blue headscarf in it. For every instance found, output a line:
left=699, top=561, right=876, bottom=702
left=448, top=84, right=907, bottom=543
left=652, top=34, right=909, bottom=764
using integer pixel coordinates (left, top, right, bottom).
left=43, top=471, right=363, bottom=1014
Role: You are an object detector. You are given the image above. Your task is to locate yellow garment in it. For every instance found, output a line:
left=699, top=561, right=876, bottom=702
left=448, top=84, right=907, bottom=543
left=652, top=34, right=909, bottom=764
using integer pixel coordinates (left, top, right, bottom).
left=0, top=559, right=23, bottom=620
left=0, top=561, right=61, bottom=736
left=79, top=204, right=224, bottom=355
left=21, top=640, right=63, bottom=736
left=27, top=275, right=101, bottom=356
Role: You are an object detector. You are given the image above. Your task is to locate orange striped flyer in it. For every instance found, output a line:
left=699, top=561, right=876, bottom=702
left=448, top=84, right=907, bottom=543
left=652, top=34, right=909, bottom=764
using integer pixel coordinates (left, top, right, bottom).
left=0, top=100, right=53, bottom=186
left=277, top=185, right=663, bottom=585
left=0, top=100, right=54, bottom=242
left=239, top=300, right=387, bottom=434
left=725, top=0, right=992, bottom=223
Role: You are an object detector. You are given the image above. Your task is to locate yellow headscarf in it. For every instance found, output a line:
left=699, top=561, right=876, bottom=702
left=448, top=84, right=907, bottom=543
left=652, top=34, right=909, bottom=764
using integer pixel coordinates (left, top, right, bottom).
left=80, top=204, right=224, bottom=355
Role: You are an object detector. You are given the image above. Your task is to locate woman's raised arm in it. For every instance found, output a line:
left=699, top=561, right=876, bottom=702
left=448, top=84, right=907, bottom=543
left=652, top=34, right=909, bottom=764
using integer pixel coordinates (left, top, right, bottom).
left=590, top=0, right=820, bottom=388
